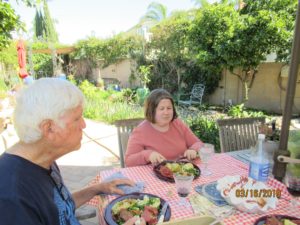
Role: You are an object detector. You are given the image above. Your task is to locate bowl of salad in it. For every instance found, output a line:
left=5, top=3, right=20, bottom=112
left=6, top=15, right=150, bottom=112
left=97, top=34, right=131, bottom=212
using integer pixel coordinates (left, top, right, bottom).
left=104, top=193, right=171, bottom=225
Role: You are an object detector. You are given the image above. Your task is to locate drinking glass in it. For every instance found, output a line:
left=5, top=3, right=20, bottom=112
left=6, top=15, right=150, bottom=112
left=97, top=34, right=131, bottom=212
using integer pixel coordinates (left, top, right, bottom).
left=284, top=167, right=300, bottom=207
left=173, top=173, right=194, bottom=206
left=199, top=143, right=215, bottom=176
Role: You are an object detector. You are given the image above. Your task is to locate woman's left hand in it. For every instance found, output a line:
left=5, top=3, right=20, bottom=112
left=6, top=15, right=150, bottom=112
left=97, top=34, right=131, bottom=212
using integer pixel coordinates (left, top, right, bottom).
left=184, top=149, right=198, bottom=160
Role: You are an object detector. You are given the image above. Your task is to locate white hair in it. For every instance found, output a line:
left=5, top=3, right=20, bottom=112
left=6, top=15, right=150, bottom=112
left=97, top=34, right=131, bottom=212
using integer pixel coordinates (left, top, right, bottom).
left=13, top=78, right=84, bottom=143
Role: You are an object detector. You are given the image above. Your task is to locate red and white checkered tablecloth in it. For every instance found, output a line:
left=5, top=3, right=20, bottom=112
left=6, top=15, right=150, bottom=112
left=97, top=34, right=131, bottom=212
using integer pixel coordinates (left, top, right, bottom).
left=87, top=153, right=300, bottom=225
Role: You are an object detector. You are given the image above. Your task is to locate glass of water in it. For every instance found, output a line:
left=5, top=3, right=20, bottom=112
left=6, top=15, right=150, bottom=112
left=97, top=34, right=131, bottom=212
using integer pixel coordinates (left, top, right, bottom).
left=173, top=173, right=194, bottom=206
left=199, top=143, right=215, bottom=176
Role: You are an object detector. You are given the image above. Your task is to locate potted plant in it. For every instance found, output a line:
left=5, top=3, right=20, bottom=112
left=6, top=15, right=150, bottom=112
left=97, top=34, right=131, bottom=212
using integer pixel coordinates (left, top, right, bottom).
left=259, top=120, right=280, bottom=170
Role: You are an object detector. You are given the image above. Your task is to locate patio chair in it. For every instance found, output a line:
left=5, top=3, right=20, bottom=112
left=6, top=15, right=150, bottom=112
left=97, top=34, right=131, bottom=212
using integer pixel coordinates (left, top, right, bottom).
left=115, top=118, right=144, bottom=167
left=217, top=117, right=266, bottom=152
left=178, top=84, right=205, bottom=107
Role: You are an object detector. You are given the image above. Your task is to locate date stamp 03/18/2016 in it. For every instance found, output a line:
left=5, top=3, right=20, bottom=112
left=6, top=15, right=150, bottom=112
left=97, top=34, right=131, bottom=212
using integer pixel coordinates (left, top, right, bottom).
left=235, top=188, right=281, bottom=198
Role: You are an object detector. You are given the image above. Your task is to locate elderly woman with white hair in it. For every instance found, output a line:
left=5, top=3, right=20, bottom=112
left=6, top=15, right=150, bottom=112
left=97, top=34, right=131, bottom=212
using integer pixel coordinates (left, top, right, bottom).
left=0, top=78, right=143, bottom=225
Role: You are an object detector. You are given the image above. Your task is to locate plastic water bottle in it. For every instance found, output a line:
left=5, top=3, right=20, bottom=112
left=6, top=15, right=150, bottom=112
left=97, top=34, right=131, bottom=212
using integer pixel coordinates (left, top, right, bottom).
left=249, top=134, right=270, bottom=182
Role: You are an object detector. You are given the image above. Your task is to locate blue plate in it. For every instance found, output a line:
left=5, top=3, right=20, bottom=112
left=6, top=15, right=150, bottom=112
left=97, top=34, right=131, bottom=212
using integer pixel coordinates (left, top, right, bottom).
left=195, top=182, right=228, bottom=206
left=104, top=192, right=171, bottom=225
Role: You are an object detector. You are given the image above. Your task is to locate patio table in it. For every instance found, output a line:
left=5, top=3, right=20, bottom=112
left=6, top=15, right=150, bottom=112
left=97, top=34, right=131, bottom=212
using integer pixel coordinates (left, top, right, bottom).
left=87, top=153, right=300, bottom=225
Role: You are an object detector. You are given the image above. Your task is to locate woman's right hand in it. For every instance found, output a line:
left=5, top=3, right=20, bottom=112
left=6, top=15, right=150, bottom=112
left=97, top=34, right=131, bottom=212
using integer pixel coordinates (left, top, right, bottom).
left=149, top=151, right=166, bottom=164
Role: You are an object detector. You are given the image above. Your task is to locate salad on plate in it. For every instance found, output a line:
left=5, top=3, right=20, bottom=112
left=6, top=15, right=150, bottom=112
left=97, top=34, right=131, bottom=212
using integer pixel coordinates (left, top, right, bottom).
left=104, top=193, right=171, bottom=225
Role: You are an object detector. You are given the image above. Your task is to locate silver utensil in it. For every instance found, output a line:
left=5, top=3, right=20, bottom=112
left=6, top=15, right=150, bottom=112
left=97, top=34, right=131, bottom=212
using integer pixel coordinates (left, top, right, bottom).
left=157, top=201, right=168, bottom=223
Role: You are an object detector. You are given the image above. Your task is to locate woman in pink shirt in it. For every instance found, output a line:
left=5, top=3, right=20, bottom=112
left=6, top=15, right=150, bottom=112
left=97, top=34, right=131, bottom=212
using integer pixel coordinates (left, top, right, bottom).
left=125, top=89, right=204, bottom=167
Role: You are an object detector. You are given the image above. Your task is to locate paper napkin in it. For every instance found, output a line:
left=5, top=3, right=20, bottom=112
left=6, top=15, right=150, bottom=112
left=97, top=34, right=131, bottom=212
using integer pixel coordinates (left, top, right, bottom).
left=102, top=171, right=145, bottom=195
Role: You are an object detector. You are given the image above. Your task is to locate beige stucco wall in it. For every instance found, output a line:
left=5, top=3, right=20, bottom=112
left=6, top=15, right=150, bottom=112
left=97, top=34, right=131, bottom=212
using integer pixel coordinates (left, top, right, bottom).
left=74, top=58, right=140, bottom=88
left=104, top=59, right=130, bottom=87
left=209, top=62, right=300, bottom=114
left=92, top=59, right=140, bottom=88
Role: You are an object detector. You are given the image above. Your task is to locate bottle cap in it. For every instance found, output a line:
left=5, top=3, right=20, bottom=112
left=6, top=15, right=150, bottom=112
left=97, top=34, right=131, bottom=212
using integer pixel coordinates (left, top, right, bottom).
left=258, top=134, right=266, bottom=139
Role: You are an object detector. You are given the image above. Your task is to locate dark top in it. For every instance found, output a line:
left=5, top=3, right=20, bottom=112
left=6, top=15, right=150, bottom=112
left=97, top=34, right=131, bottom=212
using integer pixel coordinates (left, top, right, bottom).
left=0, top=152, right=80, bottom=225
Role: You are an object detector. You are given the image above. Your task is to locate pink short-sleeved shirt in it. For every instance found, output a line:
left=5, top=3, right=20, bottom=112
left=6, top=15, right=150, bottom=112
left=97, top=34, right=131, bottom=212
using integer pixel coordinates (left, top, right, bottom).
left=125, top=118, right=203, bottom=167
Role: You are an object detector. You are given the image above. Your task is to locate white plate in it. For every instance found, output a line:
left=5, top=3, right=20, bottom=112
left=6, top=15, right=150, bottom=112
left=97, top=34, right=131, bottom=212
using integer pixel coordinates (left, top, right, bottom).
left=216, top=175, right=278, bottom=214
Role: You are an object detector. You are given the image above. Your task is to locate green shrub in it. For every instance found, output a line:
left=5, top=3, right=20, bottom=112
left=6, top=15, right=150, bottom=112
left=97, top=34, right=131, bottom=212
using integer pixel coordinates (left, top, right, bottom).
left=79, top=80, right=98, bottom=97
left=121, top=88, right=136, bottom=104
left=67, top=75, right=77, bottom=86
left=227, top=103, right=266, bottom=118
left=182, top=113, right=220, bottom=152
left=136, top=87, right=150, bottom=106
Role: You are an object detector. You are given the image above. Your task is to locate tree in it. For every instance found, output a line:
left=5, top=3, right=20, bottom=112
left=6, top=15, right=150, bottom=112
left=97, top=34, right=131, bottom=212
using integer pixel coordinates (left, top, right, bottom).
left=42, top=0, right=58, bottom=42
left=142, top=10, right=221, bottom=95
left=0, top=0, right=38, bottom=50
left=33, top=0, right=58, bottom=42
left=189, top=1, right=297, bottom=101
left=0, top=1, right=23, bottom=50
left=192, top=0, right=211, bottom=8
left=15, top=0, right=37, bottom=7
left=146, top=11, right=192, bottom=92
left=125, top=2, right=168, bottom=39
left=140, top=2, right=168, bottom=26
left=240, top=0, right=297, bottom=63
left=34, top=9, right=45, bottom=39
left=192, top=0, right=244, bottom=9
left=74, top=35, right=143, bottom=68
left=189, top=4, right=239, bottom=72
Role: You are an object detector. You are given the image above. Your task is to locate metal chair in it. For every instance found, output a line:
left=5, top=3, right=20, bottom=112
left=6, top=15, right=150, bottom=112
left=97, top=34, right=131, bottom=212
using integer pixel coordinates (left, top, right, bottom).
left=115, top=118, right=144, bottom=167
left=178, top=84, right=205, bottom=107
left=217, top=117, right=265, bottom=152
